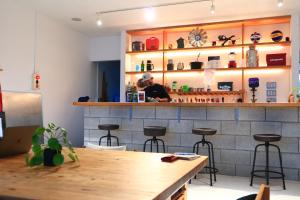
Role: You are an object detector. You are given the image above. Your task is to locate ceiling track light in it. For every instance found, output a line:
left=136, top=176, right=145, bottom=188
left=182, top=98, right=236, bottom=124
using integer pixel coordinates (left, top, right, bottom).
left=96, top=13, right=102, bottom=26
left=95, top=0, right=214, bottom=26
left=210, top=0, right=215, bottom=14
left=277, top=0, right=283, bottom=7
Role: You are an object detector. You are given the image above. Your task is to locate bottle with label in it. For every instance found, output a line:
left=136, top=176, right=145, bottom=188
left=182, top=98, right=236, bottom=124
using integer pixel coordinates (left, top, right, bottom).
left=135, top=64, right=140, bottom=72
left=141, top=61, right=145, bottom=72
left=126, top=82, right=132, bottom=102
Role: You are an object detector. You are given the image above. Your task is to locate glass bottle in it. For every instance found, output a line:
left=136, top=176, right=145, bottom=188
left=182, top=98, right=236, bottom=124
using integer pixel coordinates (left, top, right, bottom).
left=141, top=61, right=145, bottom=72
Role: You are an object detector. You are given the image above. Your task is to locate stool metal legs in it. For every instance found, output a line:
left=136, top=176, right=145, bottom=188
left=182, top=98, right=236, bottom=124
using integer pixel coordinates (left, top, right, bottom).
left=193, top=136, right=217, bottom=186
left=99, top=130, right=120, bottom=146
left=143, top=137, right=166, bottom=153
left=250, top=142, right=286, bottom=190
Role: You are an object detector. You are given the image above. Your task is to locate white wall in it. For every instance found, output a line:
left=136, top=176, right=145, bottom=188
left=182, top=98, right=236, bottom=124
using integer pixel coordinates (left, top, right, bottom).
left=89, top=35, right=121, bottom=61
left=0, top=0, right=95, bottom=146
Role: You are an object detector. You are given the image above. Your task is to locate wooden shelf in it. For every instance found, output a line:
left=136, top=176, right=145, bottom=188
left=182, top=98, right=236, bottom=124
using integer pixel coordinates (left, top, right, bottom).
left=243, top=41, right=291, bottom=47
left=126, top=49, right=164, bottom=54
left=242, top=65, right=291, bottom=70
left=169, top=91, right=243, bottom=96
left=125, top=15, right=291, bottom=103
left=126, top=41, right=290, bottom=55
left=126, top=71, right=163, bottom=75
left=125, top=66, right=290, bottom=75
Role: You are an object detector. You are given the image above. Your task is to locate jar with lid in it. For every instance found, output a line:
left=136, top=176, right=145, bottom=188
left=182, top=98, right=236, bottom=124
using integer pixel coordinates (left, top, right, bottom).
left=228, top=52, right=237, bottom=68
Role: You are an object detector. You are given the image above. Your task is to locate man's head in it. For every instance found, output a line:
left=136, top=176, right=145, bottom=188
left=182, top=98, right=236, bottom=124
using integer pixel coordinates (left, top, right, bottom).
left=142, top=73, right=154, bottom=86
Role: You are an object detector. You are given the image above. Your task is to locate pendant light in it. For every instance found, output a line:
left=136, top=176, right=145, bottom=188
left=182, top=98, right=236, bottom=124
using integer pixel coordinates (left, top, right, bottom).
left=210, top=0, right=215, bottom=14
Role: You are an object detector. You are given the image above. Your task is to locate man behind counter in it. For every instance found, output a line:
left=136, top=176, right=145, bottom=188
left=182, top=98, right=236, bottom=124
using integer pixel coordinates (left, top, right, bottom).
left=138, top=73, right=171, bottom=102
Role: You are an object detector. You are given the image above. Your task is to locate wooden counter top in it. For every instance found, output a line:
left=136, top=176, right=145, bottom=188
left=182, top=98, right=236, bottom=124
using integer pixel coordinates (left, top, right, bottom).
left=0, top=148, right=207, bottom=200
left=73, top=102, right=300, bottom=107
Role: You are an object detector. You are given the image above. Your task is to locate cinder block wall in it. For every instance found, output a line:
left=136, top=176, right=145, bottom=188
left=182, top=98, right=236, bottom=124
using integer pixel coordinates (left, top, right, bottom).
left=83, top=106, right=300, bottom=181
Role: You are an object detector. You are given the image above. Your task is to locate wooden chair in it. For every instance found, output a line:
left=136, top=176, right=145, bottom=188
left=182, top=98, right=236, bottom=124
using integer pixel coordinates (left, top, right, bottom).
left=255, top=184, right=270, bottom=200
left=237, top=184, right=270, bottom=200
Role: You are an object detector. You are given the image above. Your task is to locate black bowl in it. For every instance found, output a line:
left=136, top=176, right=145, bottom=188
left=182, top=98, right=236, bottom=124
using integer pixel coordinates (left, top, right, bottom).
left=190, top=62, right=203, bottom=69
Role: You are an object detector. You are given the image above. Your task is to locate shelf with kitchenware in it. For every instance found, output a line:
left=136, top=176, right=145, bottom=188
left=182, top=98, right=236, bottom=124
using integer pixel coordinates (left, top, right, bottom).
left=125, top=41, right=290, bottom=55
left=164, top=65, right=291, bottom=72
left=125, top=65, right=291, bottom=75
left=125, top=15, right=292, bottom=103
left=168, top=90, right=243, bottom=96
left=125, top=70, right=164, bottom=75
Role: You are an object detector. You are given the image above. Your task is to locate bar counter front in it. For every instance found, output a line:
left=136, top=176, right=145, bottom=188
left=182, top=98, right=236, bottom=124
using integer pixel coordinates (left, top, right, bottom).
left=74, top=102, right=300, bottom=181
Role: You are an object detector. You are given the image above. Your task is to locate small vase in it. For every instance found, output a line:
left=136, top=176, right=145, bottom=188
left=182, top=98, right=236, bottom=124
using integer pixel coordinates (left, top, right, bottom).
left=43, top=148, right=57, bottom=166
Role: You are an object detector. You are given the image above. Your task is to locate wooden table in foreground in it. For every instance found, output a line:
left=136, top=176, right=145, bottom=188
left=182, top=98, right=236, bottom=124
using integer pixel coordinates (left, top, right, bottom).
left=0, top=148, right=208, bottom=200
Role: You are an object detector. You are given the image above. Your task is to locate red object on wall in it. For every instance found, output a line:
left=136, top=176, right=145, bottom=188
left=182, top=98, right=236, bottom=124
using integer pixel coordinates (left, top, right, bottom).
left=266, top=53, right=286, bottom=66
left=0, top=84, right=2, bottom=112
left=146, top=37, right=159, bottom=50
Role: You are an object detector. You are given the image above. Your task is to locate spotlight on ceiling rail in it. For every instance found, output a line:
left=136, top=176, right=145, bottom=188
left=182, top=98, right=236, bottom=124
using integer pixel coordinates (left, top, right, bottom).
left=277, top=0, right=284, bottom=7
left=210, top=0, right=215, bottom=14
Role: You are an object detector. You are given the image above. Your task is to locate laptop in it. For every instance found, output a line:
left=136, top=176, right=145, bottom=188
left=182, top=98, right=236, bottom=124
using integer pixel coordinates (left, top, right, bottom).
left=0, top=126, right=38, bottom=157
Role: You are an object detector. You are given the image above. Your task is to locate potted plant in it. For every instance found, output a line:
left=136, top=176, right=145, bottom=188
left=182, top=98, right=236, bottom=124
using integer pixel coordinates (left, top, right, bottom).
left=26, top=123, right=78, bottom=167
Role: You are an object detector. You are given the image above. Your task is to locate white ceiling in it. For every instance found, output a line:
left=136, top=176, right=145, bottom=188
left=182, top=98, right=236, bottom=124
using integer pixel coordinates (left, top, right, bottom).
left=19, top=0, right=300, bottom=37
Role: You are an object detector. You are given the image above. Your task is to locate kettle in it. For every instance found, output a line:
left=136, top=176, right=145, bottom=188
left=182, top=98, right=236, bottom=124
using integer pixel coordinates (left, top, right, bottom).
left=177, top=37, right=185, bottom=48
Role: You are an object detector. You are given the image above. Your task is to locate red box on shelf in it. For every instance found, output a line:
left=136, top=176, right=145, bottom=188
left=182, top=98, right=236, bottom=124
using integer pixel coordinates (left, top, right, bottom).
left=146, top=37, right=159, bottom=50
left=266, top=53, right=286, bottom=66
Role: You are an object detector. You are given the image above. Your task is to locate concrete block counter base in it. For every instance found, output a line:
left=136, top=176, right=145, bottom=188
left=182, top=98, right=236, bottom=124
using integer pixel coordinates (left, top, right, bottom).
left=75, top=102, right=300, bottom=181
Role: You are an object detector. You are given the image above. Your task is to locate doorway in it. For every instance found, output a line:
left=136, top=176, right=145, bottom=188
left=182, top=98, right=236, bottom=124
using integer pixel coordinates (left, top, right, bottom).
left=97, top=60, right=120, bottom=102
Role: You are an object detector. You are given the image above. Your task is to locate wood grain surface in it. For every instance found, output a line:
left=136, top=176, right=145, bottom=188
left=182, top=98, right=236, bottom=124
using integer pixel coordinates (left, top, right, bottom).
left=73, top=102, right=300, bottom=107
left=0, top=148, right=207, bottom=200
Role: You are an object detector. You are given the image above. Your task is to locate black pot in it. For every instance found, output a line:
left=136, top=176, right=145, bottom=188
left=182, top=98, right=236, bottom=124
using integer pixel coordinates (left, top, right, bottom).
left=167, top=63, right=174, bottom=70
left=190, top=62, right=203, bottom=69
left=44, top=148, right=58, bottom=166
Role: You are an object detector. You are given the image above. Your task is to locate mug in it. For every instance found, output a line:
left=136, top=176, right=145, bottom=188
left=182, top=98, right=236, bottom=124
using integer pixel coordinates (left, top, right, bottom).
left=146, top=60, right=154, bottom=71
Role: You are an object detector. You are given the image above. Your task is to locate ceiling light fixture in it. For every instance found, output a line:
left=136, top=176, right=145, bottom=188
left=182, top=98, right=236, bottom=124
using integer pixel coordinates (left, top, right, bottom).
left=96, top=13, right=102, bottom=26
left=277, top=0, right=283, bottom=7
left=210, top=0, right=215, bottom=14
left=145, top=7, right=156, bottom=22
left=96, top=0, right=214, bottom=26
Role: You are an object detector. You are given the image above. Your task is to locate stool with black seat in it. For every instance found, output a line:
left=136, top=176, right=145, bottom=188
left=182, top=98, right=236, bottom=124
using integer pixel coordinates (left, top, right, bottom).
left=98, top=124, right=119, bottom=146
left=192, top=128, right=218, bottom=186
left=250, top=134, right=286, bottom=190
left=143, top=126, right=166, bottom=153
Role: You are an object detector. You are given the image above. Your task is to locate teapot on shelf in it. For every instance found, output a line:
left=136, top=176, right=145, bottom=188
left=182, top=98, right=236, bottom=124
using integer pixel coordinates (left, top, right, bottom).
left=177, top=62, right=185, bottom=70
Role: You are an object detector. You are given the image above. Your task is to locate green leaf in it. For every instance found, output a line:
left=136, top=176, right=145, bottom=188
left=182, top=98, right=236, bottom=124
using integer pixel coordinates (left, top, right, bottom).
left=45, top=128, right=52, bottom=133
left=32, top=144, right=42, bottom=153
left=53, top=153, right=64, bottom=166
left=34, top=127, right=45, bottom=136
left=48, top=123, right=55, bottom=130
left=48, top=138, right=60, bottom=150
left=68, top=153, right=76, bottom=162
left=32, top=135, right=40, bottom=145
left=29, top=155, right=43, bottom=166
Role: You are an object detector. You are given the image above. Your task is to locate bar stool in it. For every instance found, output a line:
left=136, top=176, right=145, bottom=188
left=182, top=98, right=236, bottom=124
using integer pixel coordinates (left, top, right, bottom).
left=143, top=126, right=166, bottom=153
left=192, top=128, right=218, bottom=186
left=250, top=134, right=286, bottom=190
left=98, top=124, right=119, bottom=146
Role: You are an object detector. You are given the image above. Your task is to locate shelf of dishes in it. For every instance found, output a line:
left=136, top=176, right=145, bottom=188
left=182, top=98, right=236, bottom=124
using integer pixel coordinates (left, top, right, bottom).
left=125, top=65, right=290, bottom=74
left=169, top=90, right=243, bottom=95
left=126, top=41, right=291, bottom=54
